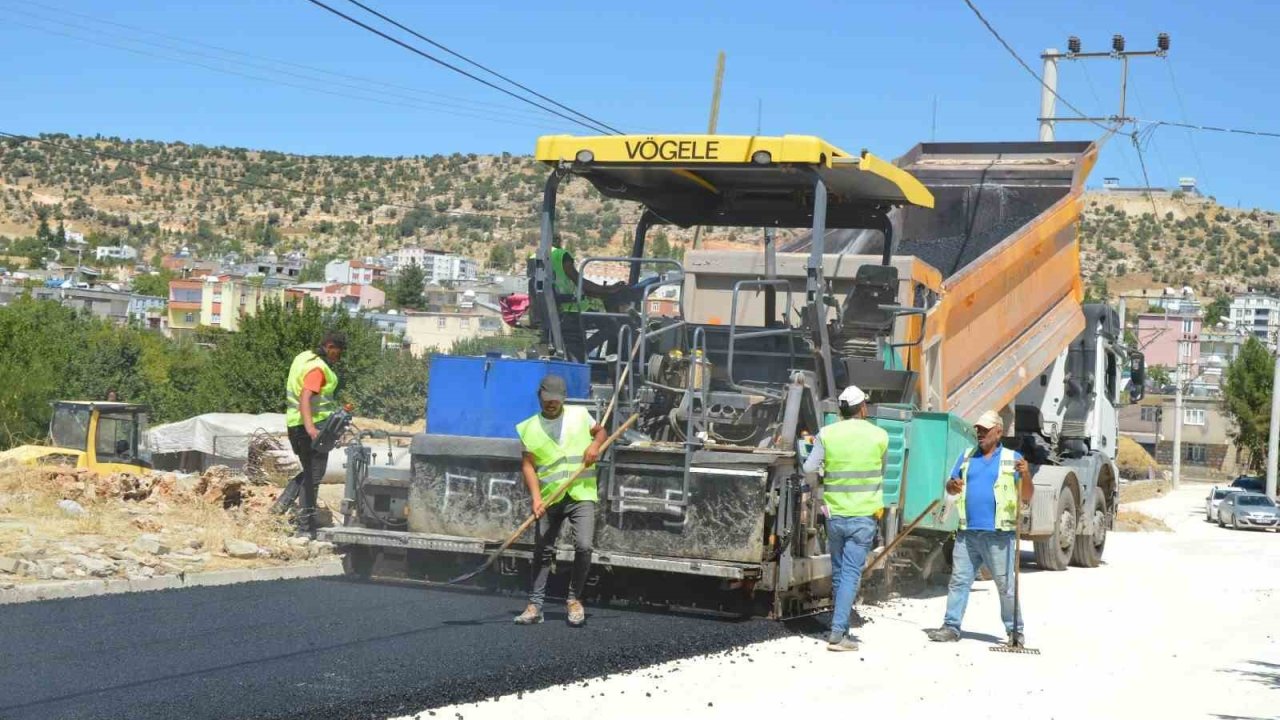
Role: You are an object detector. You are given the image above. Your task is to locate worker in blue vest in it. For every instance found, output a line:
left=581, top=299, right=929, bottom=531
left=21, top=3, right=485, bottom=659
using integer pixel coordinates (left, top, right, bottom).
left=926, top=409, right=1034, bottom=646
left=802, top=385, right=888, bottom=652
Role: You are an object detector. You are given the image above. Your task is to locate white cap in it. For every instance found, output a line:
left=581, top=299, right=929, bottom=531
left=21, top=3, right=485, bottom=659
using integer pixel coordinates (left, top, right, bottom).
left=838, top=385, right=866, bottom=406
left=975, top=409, right=1004, bottom=430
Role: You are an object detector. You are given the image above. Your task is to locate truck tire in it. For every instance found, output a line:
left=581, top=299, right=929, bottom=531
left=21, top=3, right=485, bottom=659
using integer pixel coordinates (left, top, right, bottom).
left=1034, top=487, right=1077, bottom=571
left=1070, top=490, right=1106, bottom=568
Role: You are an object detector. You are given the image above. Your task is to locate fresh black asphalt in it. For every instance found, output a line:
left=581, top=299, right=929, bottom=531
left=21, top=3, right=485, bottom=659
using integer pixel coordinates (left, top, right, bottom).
left=0, top=577, right=795, bottom=720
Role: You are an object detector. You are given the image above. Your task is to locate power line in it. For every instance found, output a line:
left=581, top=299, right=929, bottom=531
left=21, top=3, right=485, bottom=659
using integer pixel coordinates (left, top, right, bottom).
left=341, top=0, right=624, bottom=135
left=0, top=131, right=534, bottom=224
left=0, top=11, right=567, bottom=132
left=304, top=0, right=616, bottom=135
left=1162, top=58, right=1212, bottom=194
left=1129, top=130, right=1164, bottom=221
left=960, top=0, right=1117, bottom=133
left=1139, top=118, right=1280, bottom=140
left=1078, top=60, right=1141, bottom=183
left=4, top=0, right=553, bottom=120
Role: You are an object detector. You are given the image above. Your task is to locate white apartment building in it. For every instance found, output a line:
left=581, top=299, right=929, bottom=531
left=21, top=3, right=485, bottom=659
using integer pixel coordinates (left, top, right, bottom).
left=1229, top=292, right=1280, bottom=348
left=325, top=259, right=381, bottom=286
left=394, top=247, right=477, bottom=283
left=95, top=245, right=138, bottom=262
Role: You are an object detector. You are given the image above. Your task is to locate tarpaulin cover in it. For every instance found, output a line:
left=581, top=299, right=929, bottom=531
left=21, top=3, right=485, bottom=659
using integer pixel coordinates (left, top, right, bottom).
left=148, top=413, right=287, bottom=459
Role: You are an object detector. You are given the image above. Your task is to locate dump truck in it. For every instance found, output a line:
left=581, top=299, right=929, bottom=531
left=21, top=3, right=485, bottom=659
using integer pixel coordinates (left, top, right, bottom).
left=321, top=135, right=1144, bottom=617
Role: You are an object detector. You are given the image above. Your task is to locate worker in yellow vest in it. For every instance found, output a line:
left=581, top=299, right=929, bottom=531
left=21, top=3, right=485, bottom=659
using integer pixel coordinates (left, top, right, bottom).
left=271, top=331, right=345, bottom=535
left=513, top=374, right=607, bottom=628
left=802, top=385, right=888, bottom=652
left=535, top=235, right=624, bottom=361
left=926, top=409, right=1034, bottom=646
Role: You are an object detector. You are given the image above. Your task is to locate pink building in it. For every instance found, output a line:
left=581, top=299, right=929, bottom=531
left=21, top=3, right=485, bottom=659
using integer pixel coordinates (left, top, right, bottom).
left=1136, top=312, right=1201, bottom=371
left=295, top=283, right=385, bottom=311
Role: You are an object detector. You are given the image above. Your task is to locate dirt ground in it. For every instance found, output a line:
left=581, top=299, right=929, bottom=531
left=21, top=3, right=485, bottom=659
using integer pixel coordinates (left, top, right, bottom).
left=409, top=482, right=1280, bottom=720
left=0, top=465, right=336, bottom=587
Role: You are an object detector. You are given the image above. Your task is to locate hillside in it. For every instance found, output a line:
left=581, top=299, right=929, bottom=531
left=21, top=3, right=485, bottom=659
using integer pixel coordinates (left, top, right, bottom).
left=1, top=133, right=1276, bottom=296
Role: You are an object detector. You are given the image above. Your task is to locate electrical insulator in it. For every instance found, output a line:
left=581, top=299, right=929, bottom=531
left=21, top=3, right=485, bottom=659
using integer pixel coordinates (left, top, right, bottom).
left=1068, top=35, right=1082, bottom=54
left=1157, top=33, right=1170, bottom=52
left=1112, top=34, right=1126, bottom=53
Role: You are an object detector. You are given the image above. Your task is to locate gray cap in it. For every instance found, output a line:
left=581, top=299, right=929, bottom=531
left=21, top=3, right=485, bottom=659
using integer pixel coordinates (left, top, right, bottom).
left=538, top=374, right=567, bottom=401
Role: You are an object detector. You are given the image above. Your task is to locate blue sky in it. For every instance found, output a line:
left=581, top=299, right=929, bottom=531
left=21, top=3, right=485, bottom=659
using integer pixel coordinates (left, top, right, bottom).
left=2, top=0, right=1277, bottom=209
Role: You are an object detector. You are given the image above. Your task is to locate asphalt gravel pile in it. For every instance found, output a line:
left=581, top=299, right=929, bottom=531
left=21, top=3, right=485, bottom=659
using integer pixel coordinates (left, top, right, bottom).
left=896, top=213, right=1038, bottom=279
left=0, top=578, right=793, bottom=720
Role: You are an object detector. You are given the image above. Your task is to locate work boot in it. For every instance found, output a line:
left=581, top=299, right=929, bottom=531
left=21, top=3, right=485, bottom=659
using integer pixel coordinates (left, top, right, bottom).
left=1008, top=631, right=1026, bottom=648
left=566, top=599, right=586, bottom=627
left=826, top=635, right=859, bottom=652
left=513, top=604, right=543, bottom=625
left=926, top=625, right=961, bottom=642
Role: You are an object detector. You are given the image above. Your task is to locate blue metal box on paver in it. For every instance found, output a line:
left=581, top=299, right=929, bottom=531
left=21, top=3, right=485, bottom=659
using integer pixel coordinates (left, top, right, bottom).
left=425, top=355, right=590, bottom=439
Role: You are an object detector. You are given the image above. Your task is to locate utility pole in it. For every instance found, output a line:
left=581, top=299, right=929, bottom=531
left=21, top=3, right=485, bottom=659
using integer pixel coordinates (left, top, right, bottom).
left=1038, top=33, right=1170, bottom=133
left=1039, top=48, right=1059, bottom=141
left=1267, top=347, right=1280, bottom=500
left=1172, top=335, right=1184, bottom=489
left=692, top=51, right=725, bottom=251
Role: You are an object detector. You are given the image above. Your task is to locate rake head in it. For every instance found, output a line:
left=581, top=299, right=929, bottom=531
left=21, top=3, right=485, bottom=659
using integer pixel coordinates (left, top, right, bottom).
left=990, top=640, right=1040, bottom=655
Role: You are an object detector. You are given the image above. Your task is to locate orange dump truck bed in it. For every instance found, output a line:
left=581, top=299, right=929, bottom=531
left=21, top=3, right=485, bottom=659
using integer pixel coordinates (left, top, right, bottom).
left=892, top=141, right=1098, bottom=421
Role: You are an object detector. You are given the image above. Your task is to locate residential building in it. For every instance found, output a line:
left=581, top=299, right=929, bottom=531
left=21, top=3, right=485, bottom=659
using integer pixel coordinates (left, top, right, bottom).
left=1228, top=292, right=1280, bottom=348
left=161, top=253, right=220, bottom=278
left=292, top=282, right=385, bottom=312
left=167, top=276, right=294, bottom=334
left=366, top=311, right=409, bottom=349
left=324, top=259, right=386, bottom=286
left=167, top=279, right=204, bottom=334
left=403, top=302, right=508, bottom=356
left=1136, top=311, right=1201, bottom=372
left=94, top=245, right=139, bottom=262
left=227, top=252, right=306, bottom=281
left=393, top=247, right=477, bottom=283
left=1121, top=288, right=1201, bottom=317
left=129, top=294, right=167, bottom=331
left=1198, top=326, right=1249, bottom=390
left=1119, top=394, right=1243, bottom=479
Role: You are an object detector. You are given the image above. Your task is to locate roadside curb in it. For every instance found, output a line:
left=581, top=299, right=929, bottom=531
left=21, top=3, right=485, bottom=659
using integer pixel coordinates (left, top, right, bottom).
left=0, top=559, right=344, bottom=605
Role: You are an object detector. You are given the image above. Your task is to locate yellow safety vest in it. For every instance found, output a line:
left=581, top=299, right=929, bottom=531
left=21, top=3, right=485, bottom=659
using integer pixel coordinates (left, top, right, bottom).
left=285, top=351, right=338, bottom=428
left=957, top=447, right=1020, bottom=531
left=516, top=405, right=598, bottom=505
left=548, top=247, right=604, bottom=313
left=819, top=418, right=888, bottom=517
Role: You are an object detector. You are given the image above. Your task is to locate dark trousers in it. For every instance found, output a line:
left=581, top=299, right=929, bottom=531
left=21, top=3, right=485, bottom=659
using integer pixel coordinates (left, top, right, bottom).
left=278, top=425, right=328, bottom=530
left=529, top=500, right=596, bottom=607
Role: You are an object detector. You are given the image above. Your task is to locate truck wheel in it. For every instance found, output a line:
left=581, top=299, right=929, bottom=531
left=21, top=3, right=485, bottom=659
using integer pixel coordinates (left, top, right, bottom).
left=1071, top=491, right=1106, bottom=568
left=1033, top=488, right=1076, bottom=571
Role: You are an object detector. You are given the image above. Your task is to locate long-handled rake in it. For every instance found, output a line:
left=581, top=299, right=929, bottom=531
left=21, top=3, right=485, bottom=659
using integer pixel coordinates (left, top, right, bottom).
left=990, top=529, right=1039, bottom=655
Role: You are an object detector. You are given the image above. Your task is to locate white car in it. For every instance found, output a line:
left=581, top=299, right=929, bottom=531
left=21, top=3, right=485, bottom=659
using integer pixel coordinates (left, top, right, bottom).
left=1206, top=486, right=1245, bottom=522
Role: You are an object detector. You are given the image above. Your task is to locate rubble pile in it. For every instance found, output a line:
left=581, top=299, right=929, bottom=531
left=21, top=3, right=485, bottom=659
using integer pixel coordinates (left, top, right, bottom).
left=0, top=464, right=333, bottom=589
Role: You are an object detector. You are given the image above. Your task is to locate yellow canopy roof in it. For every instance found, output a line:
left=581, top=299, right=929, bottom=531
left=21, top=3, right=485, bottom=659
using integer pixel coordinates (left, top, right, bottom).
left=534, top=134, right=933, bottom=228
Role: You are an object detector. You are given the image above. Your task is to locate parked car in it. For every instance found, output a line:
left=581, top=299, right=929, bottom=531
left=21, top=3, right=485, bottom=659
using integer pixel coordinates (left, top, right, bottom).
left=1231, top=475, right=1266, bottom=493
left=1217, top=492, right=1280, bottom=531
left=1205, top=486, right=1245, bottom=522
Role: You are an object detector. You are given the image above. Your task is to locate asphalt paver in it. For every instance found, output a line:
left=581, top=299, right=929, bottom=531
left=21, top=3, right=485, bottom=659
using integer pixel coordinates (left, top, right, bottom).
left=0, top=577, right=792, bottom=720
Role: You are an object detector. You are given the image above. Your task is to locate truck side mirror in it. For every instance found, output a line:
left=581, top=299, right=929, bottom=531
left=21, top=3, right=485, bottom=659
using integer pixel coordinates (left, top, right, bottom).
left=1129, top=351, right=1146, bottom=402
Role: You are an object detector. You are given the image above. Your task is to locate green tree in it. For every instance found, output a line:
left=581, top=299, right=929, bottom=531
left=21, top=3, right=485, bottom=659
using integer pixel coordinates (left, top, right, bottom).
left=392, top=263, right=427, bottom=310
left=446, top=329, right=537, bottom=357
left=1147, top=364, right=1172, bottom=388
left=1221, top=337, right=1274, bottom=473
left=131, top=269, right=174, bottom=298
left=487, top=242, right=515, bottom=271
left=1204, top=294, right=1231, bottom=326
left=194, top=299, right=381, bottom=416
left=350, top=350, right=427, bottom=425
